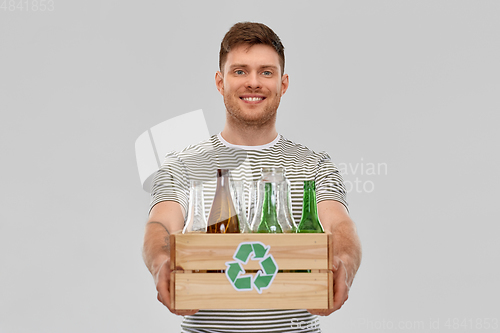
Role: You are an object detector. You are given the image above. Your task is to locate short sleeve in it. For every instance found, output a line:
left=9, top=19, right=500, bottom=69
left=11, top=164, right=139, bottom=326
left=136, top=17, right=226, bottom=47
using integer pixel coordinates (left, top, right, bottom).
left=149, top=151, right=189, bottom=215
left=315, top=153, right=348, bottom=211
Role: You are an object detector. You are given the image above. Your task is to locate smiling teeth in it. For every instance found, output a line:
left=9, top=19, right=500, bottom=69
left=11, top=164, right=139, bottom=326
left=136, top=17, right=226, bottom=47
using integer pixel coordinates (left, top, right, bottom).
left=242, top=97, right=264, bottom=101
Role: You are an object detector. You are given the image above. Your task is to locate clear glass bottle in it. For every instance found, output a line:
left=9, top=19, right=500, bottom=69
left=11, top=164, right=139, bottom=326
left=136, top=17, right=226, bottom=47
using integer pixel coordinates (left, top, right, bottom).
left=247, top=181, right=259, bottom=227
left=207, top=169, right=240, bottom=233
left=182, top=180, right=207, bottom=233
left=296, top=180, right=324, bottom=233
left=250, top=167, right=296, bottom=233
left=276, top=178, right=297, bottom=233
left=231, top=180, right=251, bottom=233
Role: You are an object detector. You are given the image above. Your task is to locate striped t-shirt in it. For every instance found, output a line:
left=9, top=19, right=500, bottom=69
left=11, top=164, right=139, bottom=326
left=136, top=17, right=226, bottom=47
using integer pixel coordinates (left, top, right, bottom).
left=150, top=133, right=347, bottom=333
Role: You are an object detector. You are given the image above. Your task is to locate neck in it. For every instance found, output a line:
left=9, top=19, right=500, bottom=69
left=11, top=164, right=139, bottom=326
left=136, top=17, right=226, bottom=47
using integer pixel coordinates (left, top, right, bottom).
left=221, top=115, right=278, bottom=146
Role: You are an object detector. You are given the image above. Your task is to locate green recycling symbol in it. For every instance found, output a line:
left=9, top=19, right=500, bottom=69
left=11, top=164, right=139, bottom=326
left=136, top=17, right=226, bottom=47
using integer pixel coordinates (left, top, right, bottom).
left=225, top=241, right=278, bottom=294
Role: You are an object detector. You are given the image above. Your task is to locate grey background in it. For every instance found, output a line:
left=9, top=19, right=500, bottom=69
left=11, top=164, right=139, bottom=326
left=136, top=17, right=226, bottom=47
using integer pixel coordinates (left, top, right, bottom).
left=1, top=0, right=499, bottom=332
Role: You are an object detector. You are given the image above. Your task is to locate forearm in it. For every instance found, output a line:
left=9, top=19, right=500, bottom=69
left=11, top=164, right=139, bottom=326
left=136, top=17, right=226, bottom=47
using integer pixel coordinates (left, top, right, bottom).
left=330, top=219, right=362, bottom=287
left=318, top=200, right=362, bottom=286
left=143, top=201, right=185, bottom=277
left=143, top=221, right=171, bottom=277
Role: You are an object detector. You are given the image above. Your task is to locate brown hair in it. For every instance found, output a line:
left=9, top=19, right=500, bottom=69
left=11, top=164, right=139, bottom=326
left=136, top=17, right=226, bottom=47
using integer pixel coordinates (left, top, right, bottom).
left=219, top=22, right=285, bottom=75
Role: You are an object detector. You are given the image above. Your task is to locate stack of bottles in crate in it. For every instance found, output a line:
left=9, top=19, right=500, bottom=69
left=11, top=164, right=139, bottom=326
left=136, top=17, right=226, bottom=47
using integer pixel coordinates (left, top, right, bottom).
left=183, top=168, right=324, bottom=234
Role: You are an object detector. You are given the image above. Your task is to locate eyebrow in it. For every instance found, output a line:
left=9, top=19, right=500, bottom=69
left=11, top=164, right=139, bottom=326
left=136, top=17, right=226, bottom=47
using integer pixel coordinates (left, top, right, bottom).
left=229, top=64, right=279, bottom=70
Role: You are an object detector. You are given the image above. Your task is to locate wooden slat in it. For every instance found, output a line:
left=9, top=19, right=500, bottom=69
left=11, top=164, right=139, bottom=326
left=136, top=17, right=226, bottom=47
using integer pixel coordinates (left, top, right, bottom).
left=172, top=233, right=330, bottom=270
left=169, top=232, right=177, bottom=271
left=170, top=271, right=175, bottom=310
left=327, top=232, right=334, bottom=269
left=328, top=271, right=334, bottom=309
left=173, top=272, right=330, bottom=310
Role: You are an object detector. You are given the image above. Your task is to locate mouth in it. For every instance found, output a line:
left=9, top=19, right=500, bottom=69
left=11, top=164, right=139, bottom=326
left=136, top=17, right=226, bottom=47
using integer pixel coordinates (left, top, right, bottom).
left=240, top=96, right=266, bottom=103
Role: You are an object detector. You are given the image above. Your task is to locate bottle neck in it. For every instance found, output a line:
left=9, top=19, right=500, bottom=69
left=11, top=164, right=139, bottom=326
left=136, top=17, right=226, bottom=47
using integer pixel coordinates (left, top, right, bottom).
left=259, top=182, right=281, bottom=233
left=302, top=181, right=318, bottom=217
left=217, top=169, right=230, bottom=189
left=263, top=182, right=277, bottom=214
left=192, top=182, right=205, bottom=215
left=261, top=167, right=286, bottom=182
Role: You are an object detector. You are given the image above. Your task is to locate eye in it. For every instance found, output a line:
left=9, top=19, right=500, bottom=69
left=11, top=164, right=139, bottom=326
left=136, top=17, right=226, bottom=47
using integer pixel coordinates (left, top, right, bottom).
left=262, top=71, right=273, bottom=76
left=235, top=70, right=245, bottom=75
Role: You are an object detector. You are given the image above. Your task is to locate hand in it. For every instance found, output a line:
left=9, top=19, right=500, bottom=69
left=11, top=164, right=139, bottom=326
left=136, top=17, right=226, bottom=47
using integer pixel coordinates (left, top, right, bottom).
left=308, top=256, right=349, bottom=316
left=155, top=259, right=198, bottom=316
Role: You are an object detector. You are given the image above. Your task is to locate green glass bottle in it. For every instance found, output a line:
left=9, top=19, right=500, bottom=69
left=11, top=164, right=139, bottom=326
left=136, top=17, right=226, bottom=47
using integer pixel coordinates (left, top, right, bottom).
left=296, top=180, right=324, bottom=233
left=257, top=182, right=283, bottom=233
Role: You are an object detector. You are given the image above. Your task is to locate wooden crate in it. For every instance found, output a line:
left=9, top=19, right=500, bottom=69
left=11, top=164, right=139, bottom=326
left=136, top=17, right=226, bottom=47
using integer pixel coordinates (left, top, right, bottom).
left=170, top=233, right=333, bottom=310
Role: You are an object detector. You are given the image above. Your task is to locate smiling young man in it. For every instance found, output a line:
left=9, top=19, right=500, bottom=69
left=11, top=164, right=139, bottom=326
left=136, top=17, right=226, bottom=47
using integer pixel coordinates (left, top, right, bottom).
left=216, top=42, right=288, bottom=146
left=143, top=22, right=362, bottom=333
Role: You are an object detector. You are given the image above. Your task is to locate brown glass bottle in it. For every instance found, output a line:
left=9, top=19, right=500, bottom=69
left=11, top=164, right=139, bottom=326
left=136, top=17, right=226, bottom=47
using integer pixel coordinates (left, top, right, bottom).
left=206, top=169, right=240, bottom=233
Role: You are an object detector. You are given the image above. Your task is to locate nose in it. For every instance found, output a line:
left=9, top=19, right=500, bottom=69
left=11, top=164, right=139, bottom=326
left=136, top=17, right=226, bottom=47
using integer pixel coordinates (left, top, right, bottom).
left=245, top=71, right=261, bottom=90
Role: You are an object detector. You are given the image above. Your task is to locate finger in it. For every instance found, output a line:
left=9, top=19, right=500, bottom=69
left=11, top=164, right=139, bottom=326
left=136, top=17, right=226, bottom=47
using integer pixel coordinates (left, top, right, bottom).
left=156, top=261, right=198, bottom=316
left=332, top=267, right=349, bottom=311
left=156, top=263, right=174, bottom=310
left=332, top=289, right=348, bottom=311
left=174, top=309, right=199, bottom=316
left=157, top=279, right=173, bottom=310
left=308, top=309, right=334, bottom=316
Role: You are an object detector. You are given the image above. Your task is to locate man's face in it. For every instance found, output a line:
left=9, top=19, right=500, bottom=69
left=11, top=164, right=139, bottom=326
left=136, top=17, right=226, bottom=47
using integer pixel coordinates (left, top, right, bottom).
left=216, top=44, right=289, bottom=128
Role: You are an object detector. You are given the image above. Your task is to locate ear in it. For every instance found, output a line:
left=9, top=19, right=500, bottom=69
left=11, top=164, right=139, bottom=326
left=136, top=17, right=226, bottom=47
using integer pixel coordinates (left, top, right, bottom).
left=280, top=73, right=289, bottom=96
left=215, top=71, right=224, bottom=96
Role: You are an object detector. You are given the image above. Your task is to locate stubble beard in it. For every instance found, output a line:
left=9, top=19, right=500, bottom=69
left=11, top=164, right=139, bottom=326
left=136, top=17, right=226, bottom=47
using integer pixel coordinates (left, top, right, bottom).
left=224, top=92, right=281, bottom=129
